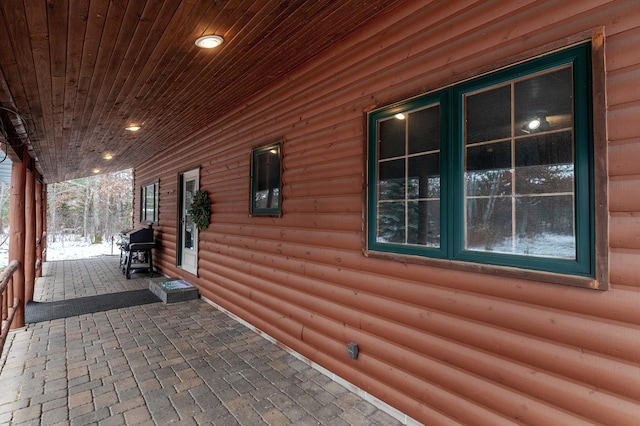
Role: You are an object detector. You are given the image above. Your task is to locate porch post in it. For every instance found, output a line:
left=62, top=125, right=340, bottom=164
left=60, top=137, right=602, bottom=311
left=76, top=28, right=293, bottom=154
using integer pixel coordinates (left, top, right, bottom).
left=25, top=161, right=36, bottom=302
left=35, top=175, right=43, bottom=278
left=9, top=150, right=27, bottom=329
left=42, top=183, right=47, bottom=262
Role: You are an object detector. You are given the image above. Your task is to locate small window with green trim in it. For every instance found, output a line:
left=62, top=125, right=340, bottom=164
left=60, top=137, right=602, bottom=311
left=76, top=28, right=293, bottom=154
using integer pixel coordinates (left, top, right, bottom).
left=367, top=43, right=594, bottom=279
left=250, top=141, right=282, bottom=216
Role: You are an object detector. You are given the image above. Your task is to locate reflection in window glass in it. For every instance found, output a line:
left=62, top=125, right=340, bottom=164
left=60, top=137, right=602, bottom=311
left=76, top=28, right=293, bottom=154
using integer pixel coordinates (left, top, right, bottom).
left=464, top=65, right=576, bottom=258
left=465, top=85, right=511, bottom=144
left=376, top=104, right=441, bottom=247
left=515, top=68, right=573, bottom=136
left=140, top=181, right=158, bottom=224
left=368, top=43, right=594, bottom=279
left=185, top=180, right=194, bottom=249
left=251, top=142, right=282, bottom=215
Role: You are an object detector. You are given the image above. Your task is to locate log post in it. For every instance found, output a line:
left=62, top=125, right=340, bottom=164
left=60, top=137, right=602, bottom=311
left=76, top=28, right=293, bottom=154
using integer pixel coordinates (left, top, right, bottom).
left=25, top=161, right=36, bottom=302
left=9, top=150, right=27, bottom=329
left=42, top=183, right=47, bottom=263
left=35, top=175, right=43, bottom=278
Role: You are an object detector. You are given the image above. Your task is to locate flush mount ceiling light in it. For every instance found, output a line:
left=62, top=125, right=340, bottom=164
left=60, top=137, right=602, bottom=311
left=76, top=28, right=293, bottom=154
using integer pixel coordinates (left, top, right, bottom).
left=103, top=153, right=113, bottom=160
left=394, top=113, right=406, bottom=120
left=195, top=35, right=224, bottom=49
left=125, top=125, right=141, bottom=131
left=522, top=115, right=549, bottom=134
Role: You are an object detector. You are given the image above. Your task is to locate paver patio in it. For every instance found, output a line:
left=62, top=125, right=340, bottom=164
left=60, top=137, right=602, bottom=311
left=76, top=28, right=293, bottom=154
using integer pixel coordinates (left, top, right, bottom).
left=0, top=256, right=407, bottom=425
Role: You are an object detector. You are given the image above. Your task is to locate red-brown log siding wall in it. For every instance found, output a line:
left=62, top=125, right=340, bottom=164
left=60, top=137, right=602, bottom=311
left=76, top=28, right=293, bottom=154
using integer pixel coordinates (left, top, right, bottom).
left=134, top=1, right=640, bottom=424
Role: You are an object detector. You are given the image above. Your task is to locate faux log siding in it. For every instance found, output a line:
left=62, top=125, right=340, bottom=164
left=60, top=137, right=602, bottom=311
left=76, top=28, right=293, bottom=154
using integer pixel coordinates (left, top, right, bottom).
left=134, top=1, right=640, bottom=424
left=607, top=21, right=640, bottom=291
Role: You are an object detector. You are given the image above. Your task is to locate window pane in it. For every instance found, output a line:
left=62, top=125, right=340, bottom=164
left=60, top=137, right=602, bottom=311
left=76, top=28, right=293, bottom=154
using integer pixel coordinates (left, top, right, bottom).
left=408, top=154, right=440, bottom=199
left=379, top=118, right=405, bottom=159
left=141, top=182, right=158, bottom=223
left=466, top=141, right=512, bottom=197
left=466, top=197, right=512, bottom=251
left=465, top=85, right=511, bottom=144
left=466, top=195, right=576, bottom=257
left=408, top=105, right=440, bottom=154
left=515, top=195, right=576, bottom=258
left=254, top=147, right=281, bottom=210
left=515, top=67, right=573, bottom=135
left=408, top=200, right=440, bottom=247
left=145, top=185, right=155, bottom=221
left=515, top=132, right=574, bottom=194
left=377, top=202, right=406, bottom=243
left=378, top=159, right=405, bottom=200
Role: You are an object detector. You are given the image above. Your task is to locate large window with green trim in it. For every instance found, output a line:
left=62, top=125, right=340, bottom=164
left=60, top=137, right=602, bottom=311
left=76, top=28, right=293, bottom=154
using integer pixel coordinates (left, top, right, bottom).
left=367, top=43, right=594, bottom=278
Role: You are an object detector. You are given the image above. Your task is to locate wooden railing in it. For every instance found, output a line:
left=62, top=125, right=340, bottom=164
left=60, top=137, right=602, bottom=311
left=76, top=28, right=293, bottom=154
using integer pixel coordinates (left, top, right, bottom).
left=0, top=260, right=21, bottom=354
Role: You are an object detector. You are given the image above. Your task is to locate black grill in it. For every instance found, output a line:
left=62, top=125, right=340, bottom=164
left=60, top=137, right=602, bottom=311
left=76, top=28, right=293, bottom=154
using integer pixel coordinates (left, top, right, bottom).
left=118, top=226, right=155, bottom=279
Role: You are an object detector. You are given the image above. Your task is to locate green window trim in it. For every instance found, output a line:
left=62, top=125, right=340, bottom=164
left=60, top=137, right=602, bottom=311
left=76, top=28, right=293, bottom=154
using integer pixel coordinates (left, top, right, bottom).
left=367, top=43, right=595, bottom=280
left=250, top=141, right=282, bottom=216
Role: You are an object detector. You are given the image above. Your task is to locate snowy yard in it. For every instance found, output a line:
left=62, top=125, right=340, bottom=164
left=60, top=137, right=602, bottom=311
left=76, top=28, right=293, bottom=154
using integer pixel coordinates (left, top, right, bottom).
left=0, top=236, right=119, bottom=269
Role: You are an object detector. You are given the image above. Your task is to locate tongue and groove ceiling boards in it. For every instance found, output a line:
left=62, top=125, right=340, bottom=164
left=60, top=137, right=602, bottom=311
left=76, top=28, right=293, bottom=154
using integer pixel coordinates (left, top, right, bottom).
left=0, top=0, right=405, bottom=183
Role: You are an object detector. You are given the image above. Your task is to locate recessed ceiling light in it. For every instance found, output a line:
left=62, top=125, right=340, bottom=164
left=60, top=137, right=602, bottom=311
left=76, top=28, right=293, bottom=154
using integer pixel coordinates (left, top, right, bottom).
left=195, top=35, right=224, bottom=49
left=103, top=153, right=113, bottom=160
left=527, top=118, right=541, bottom=130
left=126, top=125, right=141, bottom=131
left=93, top=168, right=100, bottom=174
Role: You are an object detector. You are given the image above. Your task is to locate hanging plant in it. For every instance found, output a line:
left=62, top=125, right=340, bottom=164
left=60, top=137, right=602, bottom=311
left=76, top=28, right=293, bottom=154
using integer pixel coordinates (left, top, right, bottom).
left=187, top=190, right=211, bottom=231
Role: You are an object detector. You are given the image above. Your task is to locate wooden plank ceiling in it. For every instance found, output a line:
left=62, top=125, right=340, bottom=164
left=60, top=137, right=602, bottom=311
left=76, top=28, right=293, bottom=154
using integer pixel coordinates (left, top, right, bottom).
left=0, top=0, right=405, bottom=183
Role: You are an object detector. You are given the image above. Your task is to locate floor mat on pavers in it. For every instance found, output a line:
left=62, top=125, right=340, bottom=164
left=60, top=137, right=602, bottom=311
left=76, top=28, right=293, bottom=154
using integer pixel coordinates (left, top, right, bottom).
left=25, top=289, right=161, bottom=323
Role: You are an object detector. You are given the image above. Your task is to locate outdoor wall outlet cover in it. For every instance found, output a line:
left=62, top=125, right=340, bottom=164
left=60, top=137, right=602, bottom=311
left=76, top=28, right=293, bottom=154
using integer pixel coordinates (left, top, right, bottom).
left=347, top=342, right=359, bottom=359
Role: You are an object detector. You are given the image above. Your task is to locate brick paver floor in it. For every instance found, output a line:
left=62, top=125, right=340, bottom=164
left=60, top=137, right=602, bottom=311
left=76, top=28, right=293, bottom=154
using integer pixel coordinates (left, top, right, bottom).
left=0, top=256, right=408, bottom=425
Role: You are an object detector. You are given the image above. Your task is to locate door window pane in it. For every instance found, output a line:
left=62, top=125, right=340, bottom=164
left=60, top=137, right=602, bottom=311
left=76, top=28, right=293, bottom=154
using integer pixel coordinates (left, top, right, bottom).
left=184, top=179, right=195, bottom=250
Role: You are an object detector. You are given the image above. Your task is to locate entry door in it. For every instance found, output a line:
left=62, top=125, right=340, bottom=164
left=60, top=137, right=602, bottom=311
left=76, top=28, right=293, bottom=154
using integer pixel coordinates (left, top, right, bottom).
left=180, top=168, right=199, bottom=275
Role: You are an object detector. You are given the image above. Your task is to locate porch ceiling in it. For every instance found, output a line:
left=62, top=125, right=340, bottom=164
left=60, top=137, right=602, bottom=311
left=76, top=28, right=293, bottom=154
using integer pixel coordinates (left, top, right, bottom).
left=0, top=0, right=404, bottom=183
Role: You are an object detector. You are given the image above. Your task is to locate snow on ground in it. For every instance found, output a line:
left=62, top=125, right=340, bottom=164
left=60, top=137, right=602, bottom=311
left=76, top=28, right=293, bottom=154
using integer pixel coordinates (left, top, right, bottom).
left=0, top=236, right=118, bottom=269
left=46, top=239, right=119, bottom=260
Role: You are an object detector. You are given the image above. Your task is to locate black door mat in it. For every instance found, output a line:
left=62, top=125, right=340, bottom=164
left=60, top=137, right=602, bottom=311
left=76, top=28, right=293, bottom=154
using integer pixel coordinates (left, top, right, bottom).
left=26, top=289, right=161, bottom=323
